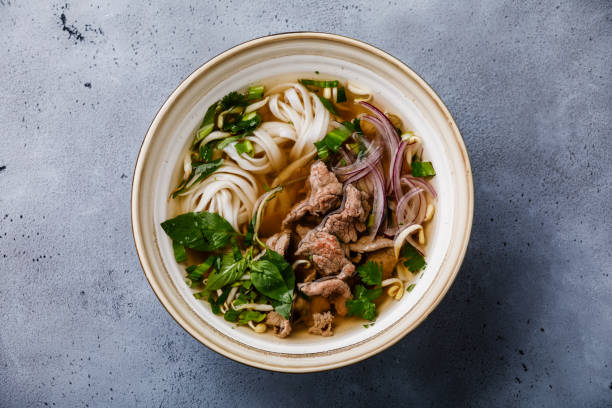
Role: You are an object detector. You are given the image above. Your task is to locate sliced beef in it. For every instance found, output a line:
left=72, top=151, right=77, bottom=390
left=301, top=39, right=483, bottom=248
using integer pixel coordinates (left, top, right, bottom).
left=295, top=224, right=312, bottom=240
left=265, top=230, right=291, bottom=256
left=323, top=184, right=370, bottom=243
left=365, top=247, right=397, bottom=280
left=295, top=229, right=355, bottom=279
left=282, top=161, right=343, bottom=228
left=349, top=236, right=394, bottom=253
left=299, top=278, right=352, bottom=316
left=308, top=312, right=334, bottom=336
left=265, top=311, right=292, bottom=338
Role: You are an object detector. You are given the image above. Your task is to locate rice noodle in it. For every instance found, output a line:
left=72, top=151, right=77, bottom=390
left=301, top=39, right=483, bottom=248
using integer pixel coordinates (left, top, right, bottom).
left=267, top=83, right=330, bottom=161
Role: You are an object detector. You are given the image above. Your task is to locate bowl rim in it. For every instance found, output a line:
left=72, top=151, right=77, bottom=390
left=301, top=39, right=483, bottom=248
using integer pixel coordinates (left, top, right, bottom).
left=131, top=32, right=474, bottom=372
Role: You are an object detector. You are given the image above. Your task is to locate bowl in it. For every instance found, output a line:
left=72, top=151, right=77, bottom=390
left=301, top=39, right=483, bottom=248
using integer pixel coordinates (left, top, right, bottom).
left=131, top=32, right=473, bottom=372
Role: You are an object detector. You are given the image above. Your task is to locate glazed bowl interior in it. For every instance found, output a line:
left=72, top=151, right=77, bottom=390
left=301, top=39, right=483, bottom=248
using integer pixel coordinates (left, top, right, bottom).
left=132, top=33, right=473, bottom=372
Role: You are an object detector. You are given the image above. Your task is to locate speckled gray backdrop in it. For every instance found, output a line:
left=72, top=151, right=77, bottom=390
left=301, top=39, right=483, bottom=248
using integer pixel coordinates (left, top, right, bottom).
left=0, top=0, right=610, bottom=407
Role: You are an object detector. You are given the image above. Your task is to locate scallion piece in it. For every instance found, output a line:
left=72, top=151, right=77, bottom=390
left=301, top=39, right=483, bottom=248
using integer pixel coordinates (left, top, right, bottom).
left=336, top=86, right=347, bottom=103
left=411, top=161, right=436, bottom=177
left=316, top=95, right=337, bottom=115
left=217, top=135, right=242, bottom=150
left=235, top=139, right=254, bottom=156
left=314, top=140, right=330, bottom=160
left=192, top=101, right=219, bottom=147
left=318, top=122, right=354, bottom=152
left=299, top=79, right=339, bottom=88
left=247, top=85, right=264, bottom=100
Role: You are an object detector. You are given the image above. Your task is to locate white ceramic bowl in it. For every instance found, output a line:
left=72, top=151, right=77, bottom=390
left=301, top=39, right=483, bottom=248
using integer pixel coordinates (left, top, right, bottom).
left=132, top=33, right=473, bottom=372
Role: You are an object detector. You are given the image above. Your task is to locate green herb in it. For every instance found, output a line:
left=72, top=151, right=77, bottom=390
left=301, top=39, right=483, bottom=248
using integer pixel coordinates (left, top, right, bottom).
left=316, top=95, right=337, bottom=115
left=186, top=255, right=217, bottom=281
left=401, top=243, right=426, bottom=273
left=352, top=118, right=362, bottom=134
left=171, top=158, right=223, bottom=198
left=193, top=290, right=209, bottom=300
left=314, top=121, right=354, bottom=159
left=192, top=102, right=220, bottom=147
left=250, top=260, right=293, bottom=304
left=411, top=161, right=436, bottom=177
left=336, top=86, right=347, bottom=103
left=223, top=112, right=261, bottom=135
left=249, top=249, right=294, bottom=319
left=314, top=70, right=320, bottom=74
left=356, top=261, right=383, bottom=287
left=299, top=79, right=339, bottom=88
left=161, top=211, right=237, bottom=252
left=244, top=214, right=256, bottom=246
left=314, top=140, right=330, bottom=160
left=172, top=241, right=187, bottom=263
left=235, top=139, right=254, bottom=156
left=247, top=85, right=264, bottom=100
left=406, top=283, right=416, bottom=292
left=208, top=287, right=231, bottom=315
left=346, top=285, right=381, bottom=321
left=198, top=141, right=216, bottom=162
left=206, top=252, right=248, bottom=291
left=224, top=307, right=239, bottom=322
left=220, top=91, right=248, bottom=111
left=238, top=310, right=266, bottom=324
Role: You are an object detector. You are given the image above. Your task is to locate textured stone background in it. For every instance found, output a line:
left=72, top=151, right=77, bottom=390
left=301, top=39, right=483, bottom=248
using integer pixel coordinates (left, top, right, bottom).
left=1, top=0, right=611, bottom=406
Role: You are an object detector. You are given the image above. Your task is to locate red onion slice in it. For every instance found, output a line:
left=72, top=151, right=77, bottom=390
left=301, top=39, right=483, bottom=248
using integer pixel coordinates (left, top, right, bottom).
left=401, top=176, right=437, bottom=198
left=391, top=141, right=408, bottom=202
left=365, top=164, right=386, bottom=241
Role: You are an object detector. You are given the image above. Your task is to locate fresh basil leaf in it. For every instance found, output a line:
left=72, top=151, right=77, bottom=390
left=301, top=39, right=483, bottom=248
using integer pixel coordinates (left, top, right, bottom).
left=161, top=212, right=236, bottom=253
left=238, top=310, right=266, bottom=324
left=250, top=259, right=292, bottom=303
left=205, top=254, right=248, bottom=291
left=172, top=241, right=187, bottom=263
left=259, top=249, right=295, bottom=290
left=274, top=303, right=292, bottom=320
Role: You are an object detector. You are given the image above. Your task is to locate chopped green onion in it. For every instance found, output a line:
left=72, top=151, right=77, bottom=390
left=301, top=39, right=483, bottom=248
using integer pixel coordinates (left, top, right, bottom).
left=316, top=95, right=337, bottom=115
left=314, top=140, right=330, bottom=160
left=336, top=86, right=347, bottom=103
left=247, top=85, right=264, bottom=100
left=406, top=284, right=416, bottom=292
left=217, top=135, right=242, bottom=150
left=317, top=122, right=354, bottom=152
left=226, top=112, right=261, bottom=134
left=192, top=102, right=219, bottom=147
left=299, top=79, right=339, bottom=88
left=401, top=130, right=416, bottom=141
left=411, top=161, right=436, bottom=177
left=235, top=139, right=254, bottom=156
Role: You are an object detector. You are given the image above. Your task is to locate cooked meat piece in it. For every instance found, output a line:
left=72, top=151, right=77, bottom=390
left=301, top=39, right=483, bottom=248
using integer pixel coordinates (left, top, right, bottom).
left=323, top=184, right=370, bottom=243
left=295, top=229, right=355, bottom=279
left=282, top=161, right=343, bottom=228
left=299, top=278, right=352, bottom=298
left=349, top=236, right=394, bottom=253
left=308, top=312, right=334, bottom=336
left=366, top=247, right=397, bottom=280
left=266, top=230, right=291, bottom=256
left=265, top=311, right=292, bottom=338
left=295, top=224, right=312, bottom=240
left=299, top=278, right=352, bottom=316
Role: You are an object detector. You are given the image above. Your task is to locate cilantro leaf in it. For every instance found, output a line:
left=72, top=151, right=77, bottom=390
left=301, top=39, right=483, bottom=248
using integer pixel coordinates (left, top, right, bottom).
left=411, top=161, right=436, bottom=177
left=401, top=244, right=426, bottom=273
left=356, top=261, right=382, bottom=286
left=220, top=91, right=248, bottom=111
left=346, top=285, right=381, bottom=321
left=161, top=212, right=236, bottom=253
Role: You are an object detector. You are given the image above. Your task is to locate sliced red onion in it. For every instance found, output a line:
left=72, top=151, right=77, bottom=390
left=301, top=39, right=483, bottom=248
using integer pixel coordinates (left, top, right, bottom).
left=391, top=141, right=408, bottom=202
left=333, top=145, right=382, bottom=177
left=396, top=187, right=424, bottom=225
left=401, top=176, right=437, bottom=198
left=365, top=164, right=386, bottom=241
left=359, top=102, right=400, bottom=154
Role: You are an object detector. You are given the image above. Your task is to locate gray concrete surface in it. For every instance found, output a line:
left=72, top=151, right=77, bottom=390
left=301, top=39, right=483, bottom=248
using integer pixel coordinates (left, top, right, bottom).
left=1, top=0, right=611, bottom=406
